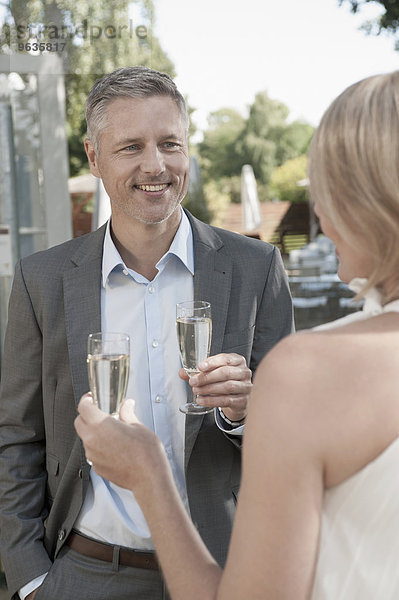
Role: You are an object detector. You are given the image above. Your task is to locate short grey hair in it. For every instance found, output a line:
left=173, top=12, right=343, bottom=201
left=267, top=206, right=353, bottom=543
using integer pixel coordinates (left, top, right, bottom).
left=86, top=66, right=188, bottom=151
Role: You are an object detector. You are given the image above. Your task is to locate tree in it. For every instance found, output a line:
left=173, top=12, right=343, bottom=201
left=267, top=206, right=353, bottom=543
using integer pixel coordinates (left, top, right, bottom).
left=338, top=0, right=399, bottom=49
left=200, top=91, right=313, bottom=188
left=238, top=92, right=288, bottom=184
left=274, top=120, right=314, bottom=166
left=270, top=155, right=308, bottom=203
left=197, top=90, right=314, bottom=209
left=240, top=93, right=313, bottom=181
left=198, top=108, right=246, bottom=181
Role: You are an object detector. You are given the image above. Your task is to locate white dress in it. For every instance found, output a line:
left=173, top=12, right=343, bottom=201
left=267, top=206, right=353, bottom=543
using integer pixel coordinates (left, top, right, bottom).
left=310, top=279, right=399, bottom=599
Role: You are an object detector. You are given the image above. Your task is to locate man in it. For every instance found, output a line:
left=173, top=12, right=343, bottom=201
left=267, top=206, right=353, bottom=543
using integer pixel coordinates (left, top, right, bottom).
left=0, top=66, right=293, bottom=600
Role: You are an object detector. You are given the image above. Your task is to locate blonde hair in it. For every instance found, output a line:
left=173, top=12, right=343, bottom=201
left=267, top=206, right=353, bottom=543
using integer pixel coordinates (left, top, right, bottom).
left=308, top=70, right=399, bottom=303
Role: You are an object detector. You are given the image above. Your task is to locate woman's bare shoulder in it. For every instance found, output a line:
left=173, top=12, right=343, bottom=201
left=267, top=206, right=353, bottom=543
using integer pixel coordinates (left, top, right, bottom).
left=258, top=313, right=399, bottom=387
left=249, top=316, right=399, bottom=487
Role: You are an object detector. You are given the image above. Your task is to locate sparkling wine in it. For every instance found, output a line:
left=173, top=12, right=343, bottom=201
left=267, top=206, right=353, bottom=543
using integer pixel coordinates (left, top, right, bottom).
left=176, top=317, right=212, bottom=376
left=87, top=353, right=129, bottom=416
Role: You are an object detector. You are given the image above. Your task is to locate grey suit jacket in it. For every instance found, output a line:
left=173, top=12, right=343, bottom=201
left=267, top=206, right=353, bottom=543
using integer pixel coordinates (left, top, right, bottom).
left=0, top=210, right=293, bottom=598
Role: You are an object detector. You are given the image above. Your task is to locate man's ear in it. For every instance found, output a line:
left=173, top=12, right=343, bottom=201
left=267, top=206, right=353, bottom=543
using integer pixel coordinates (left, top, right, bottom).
left=84, top=138, right=101, bottom=178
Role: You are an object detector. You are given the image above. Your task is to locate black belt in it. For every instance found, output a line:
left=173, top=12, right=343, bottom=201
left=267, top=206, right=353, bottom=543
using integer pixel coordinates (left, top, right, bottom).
left=66, top=531, right=159, bottom=570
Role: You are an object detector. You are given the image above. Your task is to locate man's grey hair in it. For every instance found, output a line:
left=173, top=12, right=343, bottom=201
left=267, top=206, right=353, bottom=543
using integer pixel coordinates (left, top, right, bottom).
left=86, top=66, right=188, bottom=152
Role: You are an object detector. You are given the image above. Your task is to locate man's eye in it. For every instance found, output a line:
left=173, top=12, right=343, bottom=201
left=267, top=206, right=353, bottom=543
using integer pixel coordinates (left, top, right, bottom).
left=164, top=142, right=179, bottom=148
left=125, top=145, right=139, bottom=151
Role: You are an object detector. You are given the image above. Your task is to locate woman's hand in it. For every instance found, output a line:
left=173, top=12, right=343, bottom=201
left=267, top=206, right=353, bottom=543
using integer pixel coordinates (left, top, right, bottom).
left=75, top=394, right=168, bottom=493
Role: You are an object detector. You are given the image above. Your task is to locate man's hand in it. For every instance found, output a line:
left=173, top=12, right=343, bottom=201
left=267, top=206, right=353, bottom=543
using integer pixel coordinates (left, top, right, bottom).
left=179, top=353, right=252, bottom=422
left=26, top=589, right=39, bottom=599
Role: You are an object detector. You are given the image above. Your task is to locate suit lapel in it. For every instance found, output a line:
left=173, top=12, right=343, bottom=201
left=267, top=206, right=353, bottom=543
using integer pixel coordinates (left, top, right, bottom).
left=184, top=211, right=232, bottom=470
left=63, top=226, right=105, bottom=406
left=63, top=216, right=232, bottom=469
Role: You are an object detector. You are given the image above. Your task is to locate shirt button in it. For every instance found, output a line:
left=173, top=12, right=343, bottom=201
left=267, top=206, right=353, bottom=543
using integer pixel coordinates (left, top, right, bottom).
left=155, top=395, right=162, bottom=403
left=122, top=269, right=129, bottom=276
left=148, top=285, right=155, bottom=294
left=152, top=340, right=159, bottom=348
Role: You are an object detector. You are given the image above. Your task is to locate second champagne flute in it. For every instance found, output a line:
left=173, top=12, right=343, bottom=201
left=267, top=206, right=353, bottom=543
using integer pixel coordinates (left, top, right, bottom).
left=176, top=300, right=213, bottom=415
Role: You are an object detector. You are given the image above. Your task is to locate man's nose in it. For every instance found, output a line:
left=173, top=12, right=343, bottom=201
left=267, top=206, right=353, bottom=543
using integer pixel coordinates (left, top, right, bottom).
left=140, top=146, right=165, bottom=175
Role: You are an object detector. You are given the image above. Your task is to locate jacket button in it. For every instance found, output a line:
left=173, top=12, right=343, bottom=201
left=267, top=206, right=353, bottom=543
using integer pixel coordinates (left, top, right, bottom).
left=78, top=468, right=83, bottom=478
left=58, top=528, right=66, bottom=541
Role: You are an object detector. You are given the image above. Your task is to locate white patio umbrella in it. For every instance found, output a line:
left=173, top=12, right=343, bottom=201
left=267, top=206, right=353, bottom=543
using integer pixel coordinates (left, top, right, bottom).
left=241, top=164, right=262, bottom=233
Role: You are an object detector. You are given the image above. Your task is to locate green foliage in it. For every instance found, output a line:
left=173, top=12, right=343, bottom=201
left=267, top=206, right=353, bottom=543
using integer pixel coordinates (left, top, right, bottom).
left=238, top=93, right=314, bottom=182
left=186, top=102, right=198, bottom=150
left=181, top=154, right=211, bottom=224
left=198, top=108, right=246, bottom=181
left=246, top=92, right=289, bottom=136
left=256, top=182, right=272, bottom=203
left=237, top=92, right=288, bottom=183
left=197, top=90, right=314, bottom=206
left=270, top=155, right=309, bottom=203
left=274, top=120, right=314, bottom=166
left=199, top=91, right=314, bottom=188
left=213, top=176, right=241, bottom=204
left=238, top=131, right=276, bottom=184
left=182, top=176, right=211, bottom=225
left=338, top=0, right=399, bottom=49
left=202, top=180, right=231, bottom=227
left=182, top=191, right=211, bottom=224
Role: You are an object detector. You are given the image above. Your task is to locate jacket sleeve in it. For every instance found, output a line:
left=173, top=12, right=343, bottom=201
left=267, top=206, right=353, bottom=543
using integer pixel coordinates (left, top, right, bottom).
left=250, top=245, right=294, bottom=375
left=0, top=260, right=53, bottom=598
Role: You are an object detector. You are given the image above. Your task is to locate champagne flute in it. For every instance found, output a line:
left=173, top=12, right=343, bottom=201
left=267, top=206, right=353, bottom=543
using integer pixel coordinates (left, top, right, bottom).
left=176, top=301, right=213, bottom=415
left=87, top=332, right=130, bottom=418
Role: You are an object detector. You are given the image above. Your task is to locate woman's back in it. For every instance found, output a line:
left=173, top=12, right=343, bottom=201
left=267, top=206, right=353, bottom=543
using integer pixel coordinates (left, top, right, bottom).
left=234, top=308, right=399, bottom=600
left=310, top=311, right=399, bottom=489
left=301, top=308, right=399, bottom=598
left=312, top=435, right=399, bottom=598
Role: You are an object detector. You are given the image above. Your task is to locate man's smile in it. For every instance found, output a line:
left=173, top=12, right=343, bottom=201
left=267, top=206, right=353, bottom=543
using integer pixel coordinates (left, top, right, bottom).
left=134, top=183, right=170, bottom=192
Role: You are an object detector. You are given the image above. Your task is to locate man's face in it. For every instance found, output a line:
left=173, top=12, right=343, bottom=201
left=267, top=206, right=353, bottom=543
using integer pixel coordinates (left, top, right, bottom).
left=85, top=95, right=189, bottom=227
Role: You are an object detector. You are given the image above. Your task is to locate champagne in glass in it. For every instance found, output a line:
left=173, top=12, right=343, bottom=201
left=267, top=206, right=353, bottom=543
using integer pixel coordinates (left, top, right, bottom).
left=176, top=301, right=213, bottom=415
left=87, top=332, right=130, bottom=417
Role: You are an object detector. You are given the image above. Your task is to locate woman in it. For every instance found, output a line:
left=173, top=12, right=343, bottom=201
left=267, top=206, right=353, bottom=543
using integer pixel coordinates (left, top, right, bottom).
left=75, top=70, right=399, bottom=599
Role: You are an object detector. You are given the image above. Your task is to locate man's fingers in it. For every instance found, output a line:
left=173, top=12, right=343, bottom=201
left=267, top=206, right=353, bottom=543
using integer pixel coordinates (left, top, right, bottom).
left=195, top=394, right=248, bottom=410
left=190, top=364, right=251, bottom=388
left=197, top=352, right=246, bottom=372
left=192, top=378, right=252, bottom=396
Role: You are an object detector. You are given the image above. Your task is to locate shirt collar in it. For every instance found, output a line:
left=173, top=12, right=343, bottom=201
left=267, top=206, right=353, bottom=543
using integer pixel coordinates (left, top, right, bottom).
left=102, top=208, right=194, bottom=287
left=156, top=209, right=194, bottom=275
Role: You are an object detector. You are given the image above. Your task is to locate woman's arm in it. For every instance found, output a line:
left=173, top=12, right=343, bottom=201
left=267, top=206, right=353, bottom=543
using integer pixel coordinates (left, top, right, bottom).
left=76, top=334, right=325, bottom=600
left=75, top=398, right=223, bottom=599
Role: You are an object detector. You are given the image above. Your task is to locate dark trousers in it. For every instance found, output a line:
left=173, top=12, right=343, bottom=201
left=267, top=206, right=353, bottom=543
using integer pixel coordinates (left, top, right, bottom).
left=34, top=545, right=170, bottom=600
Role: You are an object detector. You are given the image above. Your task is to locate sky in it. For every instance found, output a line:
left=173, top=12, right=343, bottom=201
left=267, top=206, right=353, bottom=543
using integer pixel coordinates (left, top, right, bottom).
left=1, top=0, right=397, bottom=133
left=153, top=0, right=399, bottom=135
